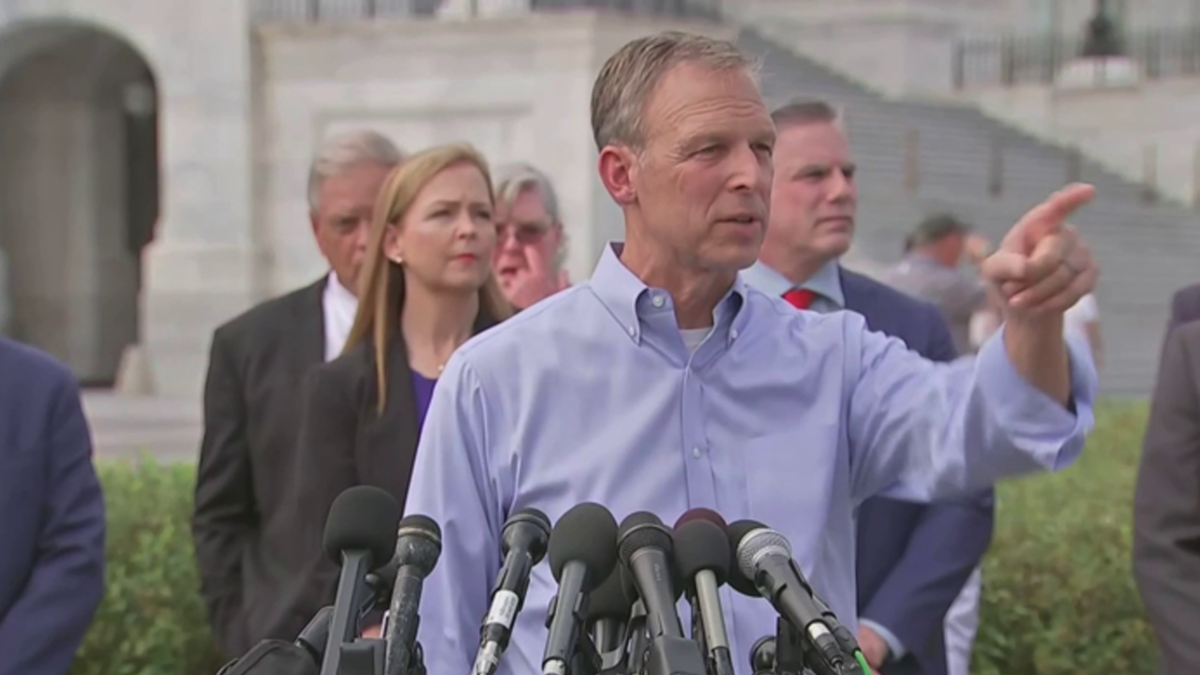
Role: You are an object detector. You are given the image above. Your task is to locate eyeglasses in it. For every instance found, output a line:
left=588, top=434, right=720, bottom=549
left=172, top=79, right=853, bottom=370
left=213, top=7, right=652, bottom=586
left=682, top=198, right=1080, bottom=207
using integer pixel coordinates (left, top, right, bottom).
left=496, top=222, right=549, bottom=245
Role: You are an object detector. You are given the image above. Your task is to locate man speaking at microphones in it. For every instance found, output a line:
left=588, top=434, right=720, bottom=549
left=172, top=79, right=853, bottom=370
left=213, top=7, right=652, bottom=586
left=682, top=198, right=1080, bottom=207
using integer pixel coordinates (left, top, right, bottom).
left=405, top=30, right=1100, bottom=675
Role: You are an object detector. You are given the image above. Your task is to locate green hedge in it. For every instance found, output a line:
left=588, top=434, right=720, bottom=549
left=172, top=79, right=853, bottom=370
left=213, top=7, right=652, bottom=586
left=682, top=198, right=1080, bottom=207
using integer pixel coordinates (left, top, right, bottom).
left=972, top=401, right=1158, bottom=675
left=72, top=403, right=1158, bottom=675
left=71, top=460, right=222, bottom=675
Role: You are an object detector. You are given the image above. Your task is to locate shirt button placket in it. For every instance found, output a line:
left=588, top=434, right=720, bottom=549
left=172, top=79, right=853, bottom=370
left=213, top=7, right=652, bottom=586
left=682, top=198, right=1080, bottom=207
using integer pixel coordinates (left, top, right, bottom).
left=680, top=368, right=716, bottom=509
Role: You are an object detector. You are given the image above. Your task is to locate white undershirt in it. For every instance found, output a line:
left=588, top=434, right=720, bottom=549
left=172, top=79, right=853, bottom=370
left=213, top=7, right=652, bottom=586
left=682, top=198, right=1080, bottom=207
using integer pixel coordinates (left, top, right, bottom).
left=680, top=327, right=711, bottom=353
left=322, top=272, right=359, bottom=362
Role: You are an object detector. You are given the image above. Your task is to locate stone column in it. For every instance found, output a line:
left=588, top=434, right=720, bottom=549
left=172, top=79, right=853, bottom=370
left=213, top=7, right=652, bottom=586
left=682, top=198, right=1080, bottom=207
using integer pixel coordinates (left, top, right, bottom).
left=138, top=0, right=260, bottom=399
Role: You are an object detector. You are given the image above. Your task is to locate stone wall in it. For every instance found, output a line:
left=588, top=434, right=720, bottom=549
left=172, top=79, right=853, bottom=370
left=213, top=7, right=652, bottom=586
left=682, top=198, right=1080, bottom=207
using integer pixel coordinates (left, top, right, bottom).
left=253, top=11, right=737, bottom=293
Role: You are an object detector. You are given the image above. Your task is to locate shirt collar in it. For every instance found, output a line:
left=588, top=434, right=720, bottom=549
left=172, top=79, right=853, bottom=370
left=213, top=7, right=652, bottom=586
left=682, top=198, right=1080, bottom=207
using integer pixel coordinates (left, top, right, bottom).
left=589, top=242, right=749, bottom=345
left=325, top=271, right=358, bottom=307
left=742, top=259, right=845, bottom=309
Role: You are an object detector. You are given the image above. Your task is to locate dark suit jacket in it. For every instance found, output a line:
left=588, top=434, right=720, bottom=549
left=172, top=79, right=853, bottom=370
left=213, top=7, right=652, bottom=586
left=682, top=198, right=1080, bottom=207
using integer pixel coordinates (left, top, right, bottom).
left=0, top=337, right=105, bottom=675
left=284, top=310, right=499, bottom=628
left=1169, top=283, right=1200, bottom=333
left=1133, top=320, right=1200, bottom=675
left=841, top=268, right=996, bottom=675
left=192, top=278, right=327, bottom=659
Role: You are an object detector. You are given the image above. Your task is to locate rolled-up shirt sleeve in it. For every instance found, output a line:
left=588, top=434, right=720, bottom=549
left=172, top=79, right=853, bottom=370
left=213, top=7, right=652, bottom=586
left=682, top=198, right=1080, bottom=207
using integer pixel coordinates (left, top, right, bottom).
left=848, top=319, right=1098, bottom=503
left=403, top=355, right=505, bottom=675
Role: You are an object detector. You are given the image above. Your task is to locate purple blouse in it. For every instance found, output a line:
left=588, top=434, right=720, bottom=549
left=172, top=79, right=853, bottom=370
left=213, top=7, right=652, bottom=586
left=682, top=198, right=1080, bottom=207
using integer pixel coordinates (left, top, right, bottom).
left=411, top=369, right=438, bottom=430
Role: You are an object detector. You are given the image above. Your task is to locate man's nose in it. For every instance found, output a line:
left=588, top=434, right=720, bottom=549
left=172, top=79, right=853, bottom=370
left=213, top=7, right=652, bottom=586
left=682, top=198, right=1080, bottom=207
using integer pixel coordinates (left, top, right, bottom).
left=729, top=144, right=767, bottom=192
left=828, top=169, right=854, bottom=201
left=352, top=220, right=371, bottom=249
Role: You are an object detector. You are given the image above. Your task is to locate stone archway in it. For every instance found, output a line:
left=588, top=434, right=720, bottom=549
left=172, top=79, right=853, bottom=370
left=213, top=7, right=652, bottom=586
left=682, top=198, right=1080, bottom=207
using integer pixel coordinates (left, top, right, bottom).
left=0, top=21, right=159, bottom=387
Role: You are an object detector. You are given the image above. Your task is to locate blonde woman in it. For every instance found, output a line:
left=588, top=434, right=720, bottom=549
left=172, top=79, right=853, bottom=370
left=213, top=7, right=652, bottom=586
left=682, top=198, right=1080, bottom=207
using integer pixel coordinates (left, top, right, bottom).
left=285, top=143, right=511, bottom=632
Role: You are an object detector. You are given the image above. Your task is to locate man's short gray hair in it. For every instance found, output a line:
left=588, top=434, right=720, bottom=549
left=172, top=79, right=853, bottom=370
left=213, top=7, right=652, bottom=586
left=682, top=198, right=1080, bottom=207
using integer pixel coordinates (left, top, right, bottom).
left=307, top=129, right=404, bottom=210
left=493, top=161, right=568, bottom=269
left=591, top=31, right=758, bottom=151
left=771, top=99, right=844, bottom=130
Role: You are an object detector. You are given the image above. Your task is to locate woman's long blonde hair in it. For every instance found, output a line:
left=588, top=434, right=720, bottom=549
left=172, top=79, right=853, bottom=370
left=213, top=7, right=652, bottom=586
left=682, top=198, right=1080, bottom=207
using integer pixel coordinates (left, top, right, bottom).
left=345, top=143, right=513, bottom=413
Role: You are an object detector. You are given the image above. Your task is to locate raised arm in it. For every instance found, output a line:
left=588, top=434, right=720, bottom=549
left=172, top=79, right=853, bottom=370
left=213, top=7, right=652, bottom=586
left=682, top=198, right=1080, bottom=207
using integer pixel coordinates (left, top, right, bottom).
left=847, top=316, right=1097, bottom=504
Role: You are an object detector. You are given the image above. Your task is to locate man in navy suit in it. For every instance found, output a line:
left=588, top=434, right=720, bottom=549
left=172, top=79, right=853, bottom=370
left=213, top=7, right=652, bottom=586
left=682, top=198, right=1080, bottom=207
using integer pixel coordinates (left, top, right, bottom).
left=0, top=337, right=105, bottom=675
left=742, top=100, right=993, bottom=675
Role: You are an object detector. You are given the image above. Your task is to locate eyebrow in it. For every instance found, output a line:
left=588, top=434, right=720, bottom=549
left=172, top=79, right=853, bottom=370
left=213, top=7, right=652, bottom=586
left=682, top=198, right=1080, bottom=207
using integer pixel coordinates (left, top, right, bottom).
left=792, top=161, right=856, bottom=177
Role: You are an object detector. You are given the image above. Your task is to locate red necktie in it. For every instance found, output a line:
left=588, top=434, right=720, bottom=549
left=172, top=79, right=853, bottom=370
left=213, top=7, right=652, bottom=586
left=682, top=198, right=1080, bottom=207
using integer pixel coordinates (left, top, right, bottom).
left=782, top=288, right=815, bottom=309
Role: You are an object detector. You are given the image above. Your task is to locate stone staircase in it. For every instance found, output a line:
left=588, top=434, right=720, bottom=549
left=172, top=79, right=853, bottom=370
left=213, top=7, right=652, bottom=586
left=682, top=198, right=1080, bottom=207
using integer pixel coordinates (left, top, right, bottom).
left=737, top=28, right=1200, bottom=396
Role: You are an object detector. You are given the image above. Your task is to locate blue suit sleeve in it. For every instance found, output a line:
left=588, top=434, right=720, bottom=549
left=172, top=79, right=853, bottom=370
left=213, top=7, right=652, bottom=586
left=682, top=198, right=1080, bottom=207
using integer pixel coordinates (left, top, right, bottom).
left=860, top=491, right=994, bottom=662
left=404, top=355, right=505, bottom=675
left=0, top=372, right=105, bottom=675
left=858, top=308, right=995, bottom=662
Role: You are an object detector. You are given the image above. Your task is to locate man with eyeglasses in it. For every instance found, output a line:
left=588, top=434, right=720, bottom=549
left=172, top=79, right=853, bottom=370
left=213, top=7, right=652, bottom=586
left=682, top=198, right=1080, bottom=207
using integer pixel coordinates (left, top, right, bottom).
left=491, top=162, right=570, bottom=310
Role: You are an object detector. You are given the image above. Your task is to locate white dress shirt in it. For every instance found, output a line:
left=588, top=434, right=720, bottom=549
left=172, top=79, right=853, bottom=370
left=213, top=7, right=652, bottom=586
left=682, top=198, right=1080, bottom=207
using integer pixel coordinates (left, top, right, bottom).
left=322, top=271, right=358, bottom=362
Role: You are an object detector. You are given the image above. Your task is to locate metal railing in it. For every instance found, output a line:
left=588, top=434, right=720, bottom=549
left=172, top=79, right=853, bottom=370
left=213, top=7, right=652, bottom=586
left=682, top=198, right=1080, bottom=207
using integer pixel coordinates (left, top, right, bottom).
left=953, top=25, right=1200, bottom=89
left=248, top=0, right=725, bottom=24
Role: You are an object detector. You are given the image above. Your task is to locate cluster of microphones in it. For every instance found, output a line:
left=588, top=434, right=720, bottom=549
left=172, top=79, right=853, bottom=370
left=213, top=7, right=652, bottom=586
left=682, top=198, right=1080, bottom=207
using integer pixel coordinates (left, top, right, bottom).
left=216, top=485, right=871, bottom=675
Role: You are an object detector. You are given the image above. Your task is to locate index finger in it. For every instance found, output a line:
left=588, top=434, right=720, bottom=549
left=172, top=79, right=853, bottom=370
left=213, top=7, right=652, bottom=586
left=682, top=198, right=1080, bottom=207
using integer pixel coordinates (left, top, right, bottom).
left=1017, top=183, right=1095, bottom=242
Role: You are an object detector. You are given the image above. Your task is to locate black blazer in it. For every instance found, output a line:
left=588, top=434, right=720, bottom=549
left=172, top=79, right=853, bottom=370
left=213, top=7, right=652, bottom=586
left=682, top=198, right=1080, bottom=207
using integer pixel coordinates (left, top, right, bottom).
left=192, top=278, right=327, bottom=659
left=285, top=309, right=499, bottom=626
left=1134, top=320, right=1200, bottom=675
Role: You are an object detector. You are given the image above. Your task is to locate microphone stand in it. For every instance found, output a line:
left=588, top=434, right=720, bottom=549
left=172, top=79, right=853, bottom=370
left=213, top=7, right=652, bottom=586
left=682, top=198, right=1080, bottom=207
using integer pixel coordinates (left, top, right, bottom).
left=750, top=618, right=866, bottom=675
left=687, top=595, right=713, bottom=675
left=330, top=637, right=426, bottom=675
left=774, top=618, right=806, bottom=675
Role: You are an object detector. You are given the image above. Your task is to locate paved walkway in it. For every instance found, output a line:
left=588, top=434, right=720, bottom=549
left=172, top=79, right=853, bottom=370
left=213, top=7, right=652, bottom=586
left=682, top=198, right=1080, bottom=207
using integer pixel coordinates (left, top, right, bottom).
left=84, top=391, right=201, bottom=463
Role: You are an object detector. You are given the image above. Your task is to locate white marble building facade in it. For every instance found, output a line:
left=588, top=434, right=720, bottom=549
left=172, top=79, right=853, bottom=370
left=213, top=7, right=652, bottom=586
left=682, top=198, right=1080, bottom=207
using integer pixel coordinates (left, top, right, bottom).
left=0, top=0, right=731, bottom=400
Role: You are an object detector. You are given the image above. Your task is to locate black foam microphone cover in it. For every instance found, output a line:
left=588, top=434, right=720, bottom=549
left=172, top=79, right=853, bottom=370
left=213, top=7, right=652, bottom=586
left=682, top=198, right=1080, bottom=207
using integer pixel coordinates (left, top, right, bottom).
left=548, top=502, right=620, bottom=589
left=322, top=485, right=400, bottom=566
left=588, top=566, right=635, bottom=621
left=725, top=519, right=767, bottom=597
left=673, top=519, right=732, bottom=590
left=674, top=508, right=729, bottom=531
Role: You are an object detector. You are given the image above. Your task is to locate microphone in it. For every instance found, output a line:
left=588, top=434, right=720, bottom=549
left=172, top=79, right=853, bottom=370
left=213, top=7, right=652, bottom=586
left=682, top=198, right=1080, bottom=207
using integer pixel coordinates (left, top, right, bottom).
left=673, top=511, right=735, bottom=675
left=617, top=512, right=684, bottom=640
left=383, top=514, right=442, bottom=675
left=542, top=503, right=619, bottom=675
left=618, top=512, right=707, bottom=675
left=319, top=486, right=400, bottom=675
left=473, top=507, right=553, bottom=675
left=728, top=520, right=847, bottom=675
left=587, top=566, right=635, bottom=668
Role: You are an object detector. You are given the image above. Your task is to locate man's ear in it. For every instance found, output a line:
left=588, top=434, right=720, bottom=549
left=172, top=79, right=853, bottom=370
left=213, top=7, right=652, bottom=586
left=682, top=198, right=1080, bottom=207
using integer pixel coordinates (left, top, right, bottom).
left=598, top=145, right=639, bottom=206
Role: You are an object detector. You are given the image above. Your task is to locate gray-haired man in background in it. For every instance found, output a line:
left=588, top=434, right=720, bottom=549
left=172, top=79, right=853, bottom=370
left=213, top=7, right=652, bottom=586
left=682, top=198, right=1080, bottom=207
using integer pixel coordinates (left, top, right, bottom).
left=192, top=129, right=402, bottom=659
left=491, top=162, right=571, bottom=309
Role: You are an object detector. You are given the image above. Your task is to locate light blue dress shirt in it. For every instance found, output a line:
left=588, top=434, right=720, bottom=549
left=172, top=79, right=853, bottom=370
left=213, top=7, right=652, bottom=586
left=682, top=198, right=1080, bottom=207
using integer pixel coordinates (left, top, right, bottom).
left=741, top=259, right=909, bottom=662
left=405, top=243, right=1097, bottom=675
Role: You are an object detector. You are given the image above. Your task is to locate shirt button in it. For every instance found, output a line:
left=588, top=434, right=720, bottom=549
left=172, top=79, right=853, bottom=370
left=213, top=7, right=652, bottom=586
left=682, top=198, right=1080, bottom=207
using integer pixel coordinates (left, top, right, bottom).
left=628, top=326, right=637, bottom=337
left=652, top=295, right=665, bottom=308
left=692, top=447, right=703, bottom=459
left=730, top=328, right=739, bottom=339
